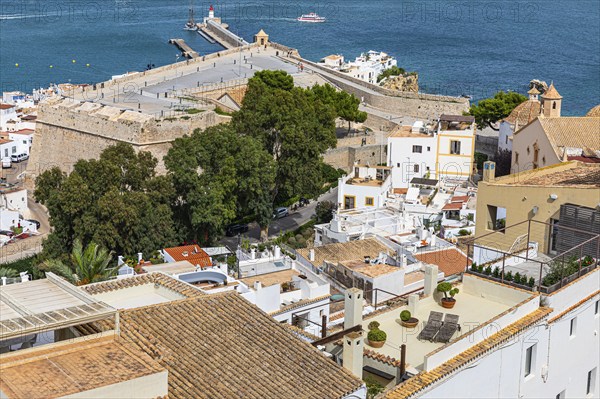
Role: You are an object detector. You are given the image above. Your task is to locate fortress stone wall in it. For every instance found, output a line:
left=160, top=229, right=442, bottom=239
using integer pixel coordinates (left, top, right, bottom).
left=26, top=97, right=222, bottom=180
left=324, top=144, right=387, bottom=172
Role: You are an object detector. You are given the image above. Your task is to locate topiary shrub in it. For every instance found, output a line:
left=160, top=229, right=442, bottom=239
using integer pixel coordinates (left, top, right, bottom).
left=368, top=321, right=380, bottom=331
left=295, top=234, right=304, bottom=242
left=458, top=229, right=471, bottom=236
left=484, top=266, right=492, bottom=275
left=514, top=272, right=522, bottom=284
left=504, top=271, right=513, bottom=282
left=437, top=282, right=459, bottom=299
left=367, top=329, right=387, bottom=342
left=287, top=237, right=297, bottom=247
left=492, top=266, right=500, bottom=278
left=470, top=262, right=478, bottom=272
left=520, top=275, right=529, bottom=285
left=400, top=310, right=411, bottom=321
left=477, top=264, right=484, bottom=273
left=527, top=277, right=535, bottom=287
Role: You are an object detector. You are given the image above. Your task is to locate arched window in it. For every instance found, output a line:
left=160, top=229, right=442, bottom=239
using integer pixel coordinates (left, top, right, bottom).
left=553, top=102, right=556, bottom=109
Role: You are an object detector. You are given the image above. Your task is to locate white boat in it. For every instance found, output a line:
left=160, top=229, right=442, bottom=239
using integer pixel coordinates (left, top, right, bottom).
left=297, top=12, right=326, bottom=23
left=184, top=0, right=197, bottom=30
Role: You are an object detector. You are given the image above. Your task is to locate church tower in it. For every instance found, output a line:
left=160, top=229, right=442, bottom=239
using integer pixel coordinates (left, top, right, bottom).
left=541, top=82, right=562, bottom=117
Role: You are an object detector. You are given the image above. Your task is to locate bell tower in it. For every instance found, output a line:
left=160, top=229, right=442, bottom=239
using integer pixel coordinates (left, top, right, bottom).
left=541, top=82, right=562, bottom=117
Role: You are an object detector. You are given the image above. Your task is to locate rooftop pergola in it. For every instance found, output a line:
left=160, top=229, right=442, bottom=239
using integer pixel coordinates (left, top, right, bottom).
left=0, top=273, right=116, bottom=342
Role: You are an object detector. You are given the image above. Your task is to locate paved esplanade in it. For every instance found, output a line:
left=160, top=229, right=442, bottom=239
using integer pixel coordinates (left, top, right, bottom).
left=71, top=47, right=299, bottom=115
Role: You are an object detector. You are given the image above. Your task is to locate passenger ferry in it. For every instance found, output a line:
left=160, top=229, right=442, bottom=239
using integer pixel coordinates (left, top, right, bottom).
left=297, top=12, right=326, bottom=23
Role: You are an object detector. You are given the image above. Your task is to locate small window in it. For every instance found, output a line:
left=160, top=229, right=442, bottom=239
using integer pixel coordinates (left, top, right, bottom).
left=450, top=140, right=461, bottom=154
left=570, top=317, right=577, bottom=337
left=412, top=145, right=422, bottom=153
left=556, top=390, right=565, bottom=399
left=413, top=164, right=419, bottom=173
left=397, top=163, right=401, bottom=167
left=595, top=300, right=599, bottom=315
left=11, top=146, right=16, bottom=154
left=505, top=136, right=508, bottom=144
left=588, top=368, right=597, bottom=395
left=365, top=197, right=374, bottom=206
left=525, top=344, right=535, bottom=377
left=553, top=102, right=557, bottom=110
left=515, top=152, right=519, bottom=163
left=427, top=146, right=431, bottom=151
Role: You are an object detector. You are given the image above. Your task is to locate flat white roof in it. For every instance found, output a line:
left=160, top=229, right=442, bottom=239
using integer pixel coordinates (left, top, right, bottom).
left=0, top=273, right=115, bottom=340
left=142, top=260, right=196, bottom=275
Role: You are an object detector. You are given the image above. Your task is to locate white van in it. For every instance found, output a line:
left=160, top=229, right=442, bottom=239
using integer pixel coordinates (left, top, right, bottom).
left=1, top=157, right=11, bottom=168
left=10, top=153, right=28, bottom=163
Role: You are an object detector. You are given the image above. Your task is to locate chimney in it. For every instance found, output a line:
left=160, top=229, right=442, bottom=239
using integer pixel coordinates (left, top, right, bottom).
left=117, top=255, right=124, bottom=266
left=137, top=252, right=143, bottom=263
left=407, top=294, right=419, bottom=315
left=430, top=234, right=437, bottom=246
left=19, top=272, right=29, bottom=282
left=423, top=264, right=439, bottom=296
left=309, top=249, right=315, bottom=262
left=344, top=288, right=363, bottom=330
left=342, top=331, right=364, bottom=378
left=250, top=248, right=256, bottom=260
left=274, top=245, right=281, bottom=258
left=483, top=161, right=496, bottom=182
left=254, top=281, right=262, bottom=290
left=1, top=277, right=6, bottom=286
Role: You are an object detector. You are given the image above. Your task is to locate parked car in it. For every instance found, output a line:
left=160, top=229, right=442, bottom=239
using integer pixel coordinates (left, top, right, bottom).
left=1, top=157, right=11, bottom=168
left=225, top=223, right=249, bottom=237
left=25, top=219, right=41, bottom=229
left=10, top=153, right=28, bottom=163
left=273, top=207, right=289, bottom=219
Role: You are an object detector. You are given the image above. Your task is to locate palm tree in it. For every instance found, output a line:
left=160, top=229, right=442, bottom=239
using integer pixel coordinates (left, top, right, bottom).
left=41, top=239, right=116, bottom=285
left=0, top=267, right=19, bottom=278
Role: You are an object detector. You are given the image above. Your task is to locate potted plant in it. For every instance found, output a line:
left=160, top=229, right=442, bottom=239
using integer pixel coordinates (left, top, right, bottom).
left=367, top=321, right=380, bottom=330
left=437, top=282, right=459, bottom=309
left=399, top=310, right=419, bottom=328
left=367, top=327, right=387, bottom=348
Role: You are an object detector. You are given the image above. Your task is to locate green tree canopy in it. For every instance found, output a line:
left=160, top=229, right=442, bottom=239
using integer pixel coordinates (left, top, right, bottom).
left=34, top=143, right=177, bottom=259
left=311, top=83, right=368, bottom=133
left=467, top=91, right=528, bottom=130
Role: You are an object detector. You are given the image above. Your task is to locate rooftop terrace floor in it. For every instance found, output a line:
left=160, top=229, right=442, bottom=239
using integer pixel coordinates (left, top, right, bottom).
left=361, top=286, right=512, bottom=371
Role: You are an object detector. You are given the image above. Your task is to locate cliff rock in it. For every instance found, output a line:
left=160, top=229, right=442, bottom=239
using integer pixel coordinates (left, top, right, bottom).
left=381, top=73, right=419, bottom=93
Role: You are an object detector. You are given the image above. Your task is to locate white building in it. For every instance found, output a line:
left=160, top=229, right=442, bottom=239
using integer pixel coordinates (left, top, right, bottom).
left=388, top=115, right=476, bottom=189
left=0, top=103, right=18, bottom=131
left=320, top=54, right=344, bottom=68
left=0, top=138, right=17, bottom=160
left=337, top=50, right=398, bottom=85
left=338, top=164, right=393, bottom=210
left=5, top=130, right=34, bottom=156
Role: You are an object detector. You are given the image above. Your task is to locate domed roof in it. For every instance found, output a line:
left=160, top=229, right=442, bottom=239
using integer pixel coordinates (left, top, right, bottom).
left=541, top=83, right=562, bottom=99
left=503, top=100, right=541, bottom=126
left=586, top=104, right=600, bottom=117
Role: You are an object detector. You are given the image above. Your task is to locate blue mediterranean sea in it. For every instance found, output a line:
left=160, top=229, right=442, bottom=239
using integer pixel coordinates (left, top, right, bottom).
left=1, top=0, right=599, bottom=115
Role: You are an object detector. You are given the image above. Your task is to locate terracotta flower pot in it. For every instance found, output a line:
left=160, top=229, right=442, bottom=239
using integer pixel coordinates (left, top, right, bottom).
left=368, top=339, right=385, bottom=348
left=441, top=298, right=456, bottom=309
left=401, top=318, right=419, bottom=328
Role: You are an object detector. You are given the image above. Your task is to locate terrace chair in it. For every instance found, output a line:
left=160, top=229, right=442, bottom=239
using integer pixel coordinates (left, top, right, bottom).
left=417, top=311, right=443, bottom=341
left=433, top=313, right=460, bottom=343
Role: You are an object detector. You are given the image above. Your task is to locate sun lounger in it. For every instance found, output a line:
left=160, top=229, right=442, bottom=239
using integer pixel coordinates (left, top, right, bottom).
left=417, top=311, right=443, bottom=341
left=433, top=313, right=460, bottom=343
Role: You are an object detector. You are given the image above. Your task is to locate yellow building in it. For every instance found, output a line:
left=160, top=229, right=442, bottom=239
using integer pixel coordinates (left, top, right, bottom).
left=475, top=161, right=600, bottom=254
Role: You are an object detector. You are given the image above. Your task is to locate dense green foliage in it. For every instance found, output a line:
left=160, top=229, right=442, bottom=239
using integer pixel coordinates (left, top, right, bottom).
left=437, top=282, right=459, bottom=298
left=467, top=91, right=528, bottom=130
left=491, top=149, right=513, bottom=177
left=39, top=239, right=116, bottom=285
left=376, top=66, right=407, bottom=83
left=35, top=143, right=178, bottom=259
left=315, top=200, right=336, bottom=224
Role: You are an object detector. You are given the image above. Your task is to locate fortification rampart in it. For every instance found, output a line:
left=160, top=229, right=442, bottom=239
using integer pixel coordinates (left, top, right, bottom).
left=26, top=98, right=222, bottom=179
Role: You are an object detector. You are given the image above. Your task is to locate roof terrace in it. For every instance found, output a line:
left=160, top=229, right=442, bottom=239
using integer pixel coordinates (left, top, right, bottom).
left=360, top=273, right=539, bottom=373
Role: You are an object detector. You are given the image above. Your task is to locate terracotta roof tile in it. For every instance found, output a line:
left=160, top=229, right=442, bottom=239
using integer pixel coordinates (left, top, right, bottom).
left=503, top=100, right=541, bottom=125
left=269, top=294, right=332, bottom=316
left=414, top=248, right=470, bottom=277
left=297, top=238, right=392, bottom=267
left=383, top=307, right=552, bottom=399
left=81, top=272, right=205, bottom=299
left=164, top=245, right=212, bottom=266
left=541, top=83, right=562, bottom=99
left=586, top=104, right=600, bottom=117
left=118, top=292, right=364, bottom=399
left=0, top=336, right=165, bottom=399
left=535, top=117, right=600, bottom=159
left=441, top=202, right=462, bottom=211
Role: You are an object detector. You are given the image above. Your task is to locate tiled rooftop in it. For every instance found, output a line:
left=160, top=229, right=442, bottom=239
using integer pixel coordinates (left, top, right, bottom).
left=499, top=162, right=600, bottom=187
left=0, top=335, right=165, bottom=399
left=163, top=244, right=212, bottom=266
left=81, top=272, right=205, bottom=299
left=298, top=238, right=392, bottom=267
left=117, top=292, right=364, bottom=399
left=340, top=259, right=401, bottom=278
left=240, top=269, right=300, bottom=287
left=414, top=248, right=471, bottom=277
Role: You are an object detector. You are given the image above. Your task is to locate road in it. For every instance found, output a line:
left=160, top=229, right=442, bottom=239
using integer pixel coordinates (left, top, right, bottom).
left=220, top=187, right=338, bottom=250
